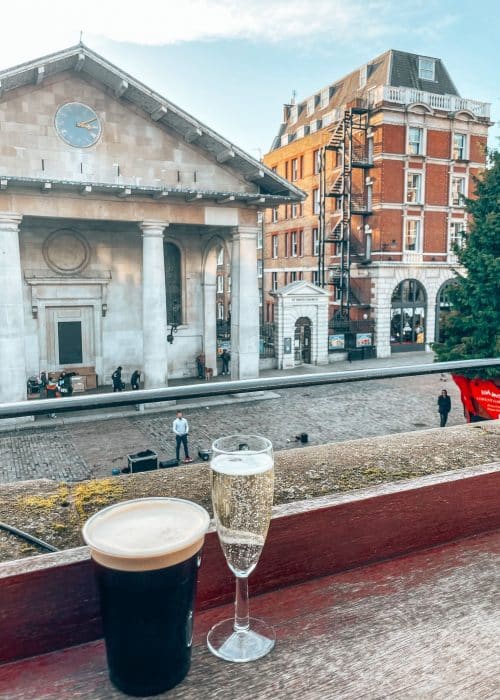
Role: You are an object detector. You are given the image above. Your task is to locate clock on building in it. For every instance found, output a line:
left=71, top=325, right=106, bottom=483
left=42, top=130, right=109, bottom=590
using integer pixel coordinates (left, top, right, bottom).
left=55, top=102, right=101, bottom=148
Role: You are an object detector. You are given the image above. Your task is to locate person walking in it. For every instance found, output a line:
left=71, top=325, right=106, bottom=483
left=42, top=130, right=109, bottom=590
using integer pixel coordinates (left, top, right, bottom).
left=173, top=410, right=193, bottom=463
left=438, top=389, right=451, bottom=427
left=130, top=370, right=141, bottom=390
left=112, top=366, right=124, bottom=392
left=220, top=349, right=230, bottom=376
left=196, top=352, right=205, bottom=380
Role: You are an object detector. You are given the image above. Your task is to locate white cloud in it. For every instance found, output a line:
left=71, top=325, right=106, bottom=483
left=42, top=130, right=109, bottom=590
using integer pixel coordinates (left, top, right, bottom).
left=0, top=0, right=452, bottom=68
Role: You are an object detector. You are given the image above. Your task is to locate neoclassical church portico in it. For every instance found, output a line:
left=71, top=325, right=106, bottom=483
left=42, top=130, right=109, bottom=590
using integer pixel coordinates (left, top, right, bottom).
left=0, top=45, right=304, bottom=403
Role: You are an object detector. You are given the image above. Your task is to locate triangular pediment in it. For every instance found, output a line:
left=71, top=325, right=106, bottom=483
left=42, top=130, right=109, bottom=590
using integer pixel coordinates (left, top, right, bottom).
left=273, top=281, right=330, bottom=298
left=0, top=45, right=304, bottom=204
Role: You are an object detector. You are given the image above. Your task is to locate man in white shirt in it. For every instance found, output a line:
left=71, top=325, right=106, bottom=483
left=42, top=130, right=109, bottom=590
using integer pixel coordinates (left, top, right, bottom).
left=172, top=410, right=193, bottom=463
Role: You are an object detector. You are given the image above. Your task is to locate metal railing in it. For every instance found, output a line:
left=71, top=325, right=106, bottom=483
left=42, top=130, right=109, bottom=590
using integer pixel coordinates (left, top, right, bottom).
left=0, top=359, right=498, bottom=420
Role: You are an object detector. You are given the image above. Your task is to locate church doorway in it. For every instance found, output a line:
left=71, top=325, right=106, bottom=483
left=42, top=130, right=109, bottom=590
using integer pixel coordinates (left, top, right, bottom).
left=294, top=317, right=312, bottom=364
left=46, top=306, right=95, bottom=370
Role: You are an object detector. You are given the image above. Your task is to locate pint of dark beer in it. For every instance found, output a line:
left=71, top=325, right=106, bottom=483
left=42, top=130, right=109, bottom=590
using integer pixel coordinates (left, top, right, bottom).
left=82, top=497, right=210, bottom=697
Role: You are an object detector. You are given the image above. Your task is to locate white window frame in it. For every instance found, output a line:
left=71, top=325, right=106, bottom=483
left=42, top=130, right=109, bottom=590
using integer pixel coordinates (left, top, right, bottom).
left=450, top=176, right=466, bottom=207
left=404, top=219, right=422, bottom=252
left=408, top=126, right=424, bottom=155
left=406, top=171, right=423, bottom=204
left=452, top=132, right=467, bottom=161
left=418, top=57, right=435, bottom=81
left=289, top=105, right=298, bottom=124
left=217, top=302, right=224, bottom=320
left=272, top=207, right=278, bottom=223
left=307, top=97, right=315, bottom=116
left=257, top=227, right=262, bottom=250
left=312, top=270, right=319, bottom=285
left=290, top=271, right=297, bottom=283
left=257, top=259, right=263, bottom=278
left=313, top=149, right=320, bottom=175
left=216, top=248, right=224, bottom=266
left=312, top=227, right=319, bottom=256
left=448, top=221, right=466, bottom=252
left=320, top=87, right=329, bottom=109
left=291, top=158, right=298, bottom=181
left=216, top=275, right=224, bottom=293
left=272, top=235, right=278, bottom=259
left=313, top=188, right=320, bottom=215
left=291, top=203, right=298, bottom=219
left=291, top=231, right=298, bottom=257
left=271, top=271, right=278, bottom=292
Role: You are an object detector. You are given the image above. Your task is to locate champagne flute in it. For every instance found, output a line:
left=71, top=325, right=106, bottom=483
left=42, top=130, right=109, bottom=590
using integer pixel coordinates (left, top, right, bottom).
left=207, top=435, right=275, bottom=662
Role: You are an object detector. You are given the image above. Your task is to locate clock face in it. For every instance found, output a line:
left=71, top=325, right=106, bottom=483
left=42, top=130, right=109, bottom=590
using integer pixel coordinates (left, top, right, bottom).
left=55, top=102, right=102, bottom=148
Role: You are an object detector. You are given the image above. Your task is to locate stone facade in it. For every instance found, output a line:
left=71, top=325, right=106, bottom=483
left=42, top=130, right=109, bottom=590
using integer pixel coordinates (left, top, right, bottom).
left=0, top=46, right=303, bottom=404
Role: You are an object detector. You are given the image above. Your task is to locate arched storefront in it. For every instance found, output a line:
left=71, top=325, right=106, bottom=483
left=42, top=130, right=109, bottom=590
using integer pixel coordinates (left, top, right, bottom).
left=435, top=279, right=457, bottom=344
left=294, top=317, right=312, bottom=364
left=390, top=279, right=427, bottom=352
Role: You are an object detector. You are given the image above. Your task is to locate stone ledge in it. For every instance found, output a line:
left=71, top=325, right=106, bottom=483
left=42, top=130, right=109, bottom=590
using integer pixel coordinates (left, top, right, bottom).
left=0, top=421, right=498, bottom=563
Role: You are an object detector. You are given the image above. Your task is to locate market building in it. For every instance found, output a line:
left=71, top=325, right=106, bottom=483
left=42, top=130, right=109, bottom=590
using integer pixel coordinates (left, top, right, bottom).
left=0, top=44, right=303, bottom=404
left=263, top=50, right=492, bottom=362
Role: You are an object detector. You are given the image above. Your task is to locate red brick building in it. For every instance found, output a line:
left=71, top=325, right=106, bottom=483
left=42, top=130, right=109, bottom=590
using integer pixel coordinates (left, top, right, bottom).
left=263, top=50, right=491, bottom=360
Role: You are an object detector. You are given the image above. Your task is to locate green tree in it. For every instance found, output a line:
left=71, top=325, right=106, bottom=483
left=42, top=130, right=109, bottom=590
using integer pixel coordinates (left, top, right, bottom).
left=433, top=150, right=500, bottom=378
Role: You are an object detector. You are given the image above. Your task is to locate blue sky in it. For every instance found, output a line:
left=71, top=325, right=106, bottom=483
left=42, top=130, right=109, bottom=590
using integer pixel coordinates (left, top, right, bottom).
left=1, top=1, right=499, bottom=156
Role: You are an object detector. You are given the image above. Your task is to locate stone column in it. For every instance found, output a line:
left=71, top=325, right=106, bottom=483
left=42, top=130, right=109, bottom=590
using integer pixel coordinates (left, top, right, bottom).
left=140, top=220, right=169, bottom=388
left=203, top=277, right=218, bottom=377
left=0, top=213, right=27, bottom=404
left=230, top=226, right=259, bottom=379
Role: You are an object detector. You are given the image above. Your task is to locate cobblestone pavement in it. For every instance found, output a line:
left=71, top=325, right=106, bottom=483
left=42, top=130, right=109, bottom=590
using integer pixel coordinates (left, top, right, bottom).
left=0, top=371, right=463, bottom=483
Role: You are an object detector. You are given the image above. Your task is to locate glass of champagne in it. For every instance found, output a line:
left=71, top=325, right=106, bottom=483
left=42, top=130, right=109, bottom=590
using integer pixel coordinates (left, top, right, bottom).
left=207, top=435, right=275, bottom=662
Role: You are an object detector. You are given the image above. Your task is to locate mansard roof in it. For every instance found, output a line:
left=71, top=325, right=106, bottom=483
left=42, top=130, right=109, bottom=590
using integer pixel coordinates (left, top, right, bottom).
left=270, top=49, right=490, bottom=151
left=0, top=44, right=304, bottom=203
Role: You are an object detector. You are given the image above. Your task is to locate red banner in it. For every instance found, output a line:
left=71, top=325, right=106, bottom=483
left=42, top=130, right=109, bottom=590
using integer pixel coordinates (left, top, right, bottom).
left=452, top=374, right=500, bottom=421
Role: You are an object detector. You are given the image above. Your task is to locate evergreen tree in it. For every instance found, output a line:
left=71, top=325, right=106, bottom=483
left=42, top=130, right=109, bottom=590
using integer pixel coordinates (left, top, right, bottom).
left=433, top=150, right=500, bottom=378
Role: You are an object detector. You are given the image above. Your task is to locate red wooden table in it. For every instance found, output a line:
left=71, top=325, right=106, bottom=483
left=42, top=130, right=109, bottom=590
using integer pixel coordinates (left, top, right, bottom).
left=0, top=464, right=498, bottom=699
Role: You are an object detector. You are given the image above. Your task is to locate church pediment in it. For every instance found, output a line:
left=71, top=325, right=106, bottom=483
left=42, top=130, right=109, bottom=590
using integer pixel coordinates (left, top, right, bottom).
left=272, top=281, right=330, bottom=298
left=0, top=45, right=304, bottom=204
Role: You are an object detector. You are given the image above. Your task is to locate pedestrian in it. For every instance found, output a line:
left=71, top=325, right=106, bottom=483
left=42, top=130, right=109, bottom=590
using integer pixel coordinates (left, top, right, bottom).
left=112, top=366, right=124, bottom=392
left=173, top=410, right=193, bottom=463
left=196, top=352, right=205, bottom=380
left=130, top=369, right=141, bottom=390
left=40, top=371, right=48, bottom=397
left=220, top=349, right=230, bottom=375
left=437, top=389, right=451, bottom=427
left=57, top=371, right=73, bottom=397
left=45, top=374, right=58, bottom=418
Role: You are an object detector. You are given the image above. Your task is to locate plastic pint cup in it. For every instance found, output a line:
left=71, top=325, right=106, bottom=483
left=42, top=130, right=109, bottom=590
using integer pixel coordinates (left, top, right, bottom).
left=82, top=498, right=210, bottom=696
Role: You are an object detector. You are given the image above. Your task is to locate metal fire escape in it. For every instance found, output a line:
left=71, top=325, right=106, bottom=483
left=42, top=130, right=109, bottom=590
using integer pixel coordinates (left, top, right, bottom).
left=318, top=106, right=373, bottom=325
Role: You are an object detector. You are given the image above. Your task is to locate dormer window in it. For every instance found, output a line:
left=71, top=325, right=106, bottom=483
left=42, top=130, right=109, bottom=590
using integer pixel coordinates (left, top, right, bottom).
left=307, top=97, right=315, bottom=116
left=359, top=64, right=368, bottom=88
left=289, top=105, right=298, bottom=124
left=320, top=87, right=330, bottom=109
left=418, top=57, right=435, bottom=81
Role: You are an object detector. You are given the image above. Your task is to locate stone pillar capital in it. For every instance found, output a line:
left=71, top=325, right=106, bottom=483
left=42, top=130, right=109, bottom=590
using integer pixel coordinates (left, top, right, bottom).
left=139, top=220, right=169, bottom=237
left=0, top=212, right=23, bottom=231
left=231, top=225, right=259, bottom=240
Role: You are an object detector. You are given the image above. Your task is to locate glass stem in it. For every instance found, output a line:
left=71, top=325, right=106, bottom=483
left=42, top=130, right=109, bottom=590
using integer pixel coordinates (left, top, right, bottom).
left=234, top=575, right=250, bottom=632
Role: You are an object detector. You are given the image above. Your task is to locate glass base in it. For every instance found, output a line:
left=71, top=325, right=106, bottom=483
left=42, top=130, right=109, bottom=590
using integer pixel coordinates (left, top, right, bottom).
left=207, top=617, right=275, bottom=662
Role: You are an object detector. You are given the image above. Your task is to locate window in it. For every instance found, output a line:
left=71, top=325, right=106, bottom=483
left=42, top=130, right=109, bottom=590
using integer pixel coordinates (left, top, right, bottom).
left=312, top=227, right=319, bottom=256
left=217, top=275, right=224, bottom=293
left=313, top=149, right=320, bottom=175
left=291, top=158, right=298, bottom=181
left=404, top=220, right=421, bottom=251
left=290, top=271, right=297, bottom=282
left=359, top=64, right=367, bottom=88
left=257, top=259, right=263, bottom=278
left=299, top=155, right=304, bottom=179
left=284, top=233, right=289, bottom=257
left=453, top=133, right=466, bottom=160
left=217, top=302, right=224, bottom=320
left=418, top=57, right=435, bottom=81
left=313, top=188, right=320, bottom=214
left=291, top=231, right=298, bottom=257
left=298, top=230, right=304, bottom=256
left=164, top=242, right=182, bottom=325
left=451, top=176, right=466, bottom=206
left=284, top=272, right=288, bottom=285
left=408, top=127, right=423, bottom=155
left=272, top=207, right=278, bottom=223
left=312, top=270, right=319, bottom=285
left=307, top=97, right=315, bottom=116
left=257, top=227, right=262, bottom=249
left=406, top=172, right=422, bottom=204
left=216, top=247, right=224, bottom=266
left=285, top=161, right=289, bottom=180
left=271, top=272, right=278, bottom=291
left=272, top=235, right=279, bottom=259
left=289, top=105, right=298, bottom=123
left=449, top=222, right=466, bottom=251
left=291, top=203, right=298, bottom=219
left=320, top=87, right=330, bottom=109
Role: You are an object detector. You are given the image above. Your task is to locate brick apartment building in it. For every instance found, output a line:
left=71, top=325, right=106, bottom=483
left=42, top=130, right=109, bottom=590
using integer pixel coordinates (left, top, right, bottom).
left=263, top=50, right=491, bottom=360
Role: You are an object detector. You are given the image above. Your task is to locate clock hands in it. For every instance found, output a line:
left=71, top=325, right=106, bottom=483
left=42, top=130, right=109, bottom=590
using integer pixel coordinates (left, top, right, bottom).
left=76, top=117, right=98, bottom=130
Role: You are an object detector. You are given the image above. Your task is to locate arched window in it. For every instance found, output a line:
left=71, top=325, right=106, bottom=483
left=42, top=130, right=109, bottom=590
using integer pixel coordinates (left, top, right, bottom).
left=435, top=279, right=458, bottom=344
left=164, top=243, right=182, bottom=324
left=390, top=279, right=427, bottom=352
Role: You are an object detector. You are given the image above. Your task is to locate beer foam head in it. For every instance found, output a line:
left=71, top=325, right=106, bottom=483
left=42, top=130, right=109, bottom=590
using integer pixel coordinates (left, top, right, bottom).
left=82, top=498, right=210, bottom=571
left=211, top=452, right=273, bottom=476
